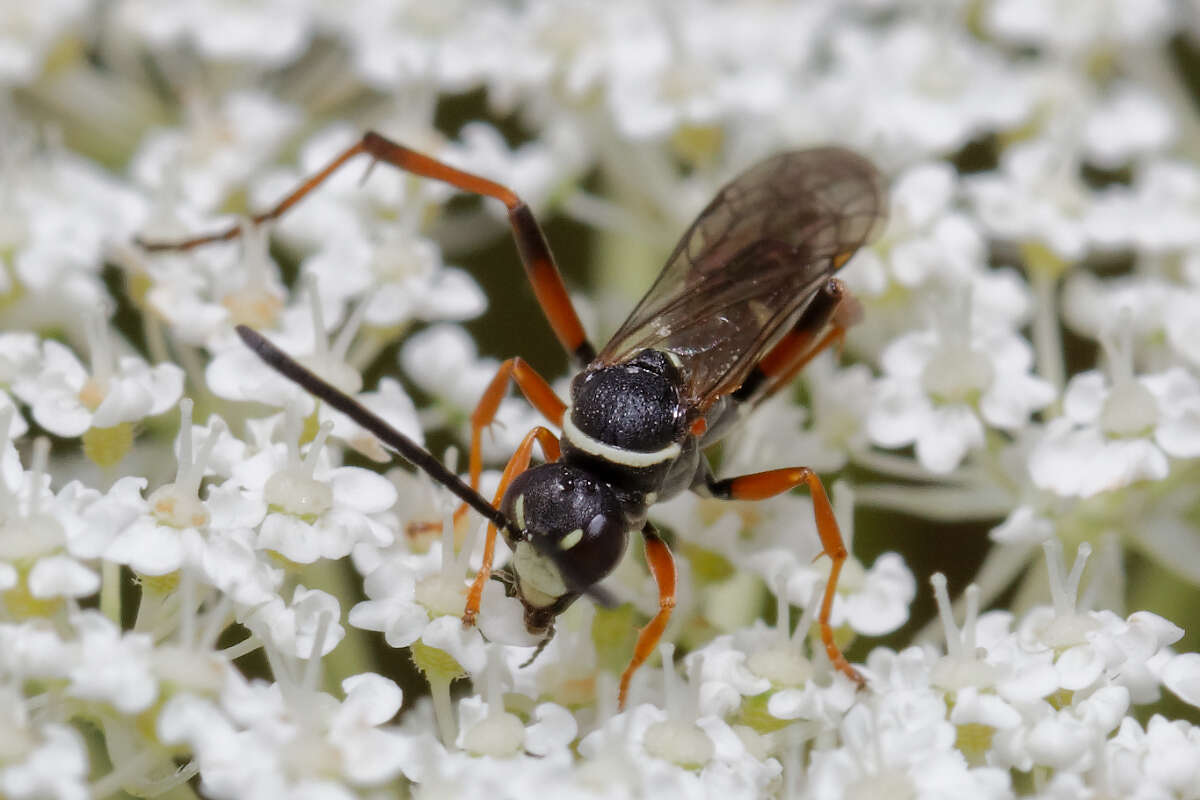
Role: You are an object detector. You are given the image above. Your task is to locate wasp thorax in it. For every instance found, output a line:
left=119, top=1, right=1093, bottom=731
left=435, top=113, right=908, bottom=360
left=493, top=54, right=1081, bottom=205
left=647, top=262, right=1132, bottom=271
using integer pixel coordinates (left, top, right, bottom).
left=499, top=463, right=629, bottom=607
left=569, top=349, right=685, bottom=452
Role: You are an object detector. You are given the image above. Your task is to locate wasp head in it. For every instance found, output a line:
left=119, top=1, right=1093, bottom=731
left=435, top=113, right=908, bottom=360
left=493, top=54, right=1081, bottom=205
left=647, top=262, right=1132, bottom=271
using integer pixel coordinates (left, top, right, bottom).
left=498, top=462, right=629, bottom=633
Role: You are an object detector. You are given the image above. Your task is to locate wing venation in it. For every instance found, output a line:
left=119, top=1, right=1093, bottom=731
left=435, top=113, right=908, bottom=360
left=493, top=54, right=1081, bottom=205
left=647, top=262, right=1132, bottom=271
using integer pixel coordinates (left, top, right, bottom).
left=598, top=147, right=886, bottom=406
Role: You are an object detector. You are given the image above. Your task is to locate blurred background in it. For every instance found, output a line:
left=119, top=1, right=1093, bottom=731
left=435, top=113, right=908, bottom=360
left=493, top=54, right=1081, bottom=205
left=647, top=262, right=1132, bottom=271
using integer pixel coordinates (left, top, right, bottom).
left=2, top=0, right=1198, bottom=730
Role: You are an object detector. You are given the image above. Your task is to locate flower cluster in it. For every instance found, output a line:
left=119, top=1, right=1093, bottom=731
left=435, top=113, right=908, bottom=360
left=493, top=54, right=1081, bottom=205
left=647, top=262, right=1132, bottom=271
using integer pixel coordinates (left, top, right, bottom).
left=0, top=0, right=1198, bottom=797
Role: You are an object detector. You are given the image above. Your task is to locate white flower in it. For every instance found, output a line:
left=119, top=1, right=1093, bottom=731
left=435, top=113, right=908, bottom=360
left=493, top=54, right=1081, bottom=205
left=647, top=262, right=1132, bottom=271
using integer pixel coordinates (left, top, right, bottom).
left=0, top=723, right=89, bottom=800
left=806, top=691, right=1011, bottom=800
left=0, top=434, right=99, bottom=602
left=66, top=611, right=158, bottom=714
left=1060, top=271, right=1178, bottom=364
left=601, top=4, right=787, bottom=141
left=1088, top=159, right=1200, bottom=254
left=1082, top=83, right=1176, bottom=168
left=349, top=528, right=532, bottom=655
left=984, top=0, right=1173, bottom=55
left=12, top=325, right=182, bottom=438
left=852, top=162, right=984, bottom=291
left=445, top=121, right=588, bottom=213
left=0, top=332, right=41, bottom=388
left=159, top=670, right=414, bottom=798
left=104, top=402, right=226, bottom=575
left=197, top=517, right=281, bottom=607
left=131, top=90, right=303, bottom=214
left=243, top=585, right=345, bottom=660
left=324, top=0, right=512, bottom=93
left=322, top=376, right=424, bottom=463
left=1, top=132, right=147, bottom=298
left=399, top=323, right=496, bottom=411
left=0, top=0, right=88, bottom=86
left=235, top=412, right=396, bottom=563
left=501, top=602, right=604, bottom=706
left=811, top=21, right=1034, bottom=164
left=968, top=139, right=1096, bottom=262
left=114, top=0, right=317, bottom=67
left=577, top=701, right=780, bottom=797
left=1105, top=715, right=1200, bottom=798
left=1030, top=324, right=1200, bottom=498
left=868, top=297, right=1054, bottom=473
left=1163, top=653, right=1200, bottom=709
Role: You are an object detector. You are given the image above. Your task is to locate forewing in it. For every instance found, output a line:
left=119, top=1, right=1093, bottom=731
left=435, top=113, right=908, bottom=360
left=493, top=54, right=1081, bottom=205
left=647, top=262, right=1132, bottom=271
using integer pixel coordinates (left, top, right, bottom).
left=598, top=147, right=886, bottom=405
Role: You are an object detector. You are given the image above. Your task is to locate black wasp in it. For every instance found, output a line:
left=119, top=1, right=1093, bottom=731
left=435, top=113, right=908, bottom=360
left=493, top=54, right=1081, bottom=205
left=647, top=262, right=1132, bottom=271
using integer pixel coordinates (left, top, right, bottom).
left=141, top=132, right=887, bottom=707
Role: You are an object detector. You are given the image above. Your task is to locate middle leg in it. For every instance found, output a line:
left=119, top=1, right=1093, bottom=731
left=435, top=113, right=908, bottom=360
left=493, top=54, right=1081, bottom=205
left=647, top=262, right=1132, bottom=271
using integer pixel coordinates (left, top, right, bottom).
left=618, top=522, right=677, bottom=709
left=733, top=277, right=859, bottom=405
left=707, top=467, right=865, bottom=688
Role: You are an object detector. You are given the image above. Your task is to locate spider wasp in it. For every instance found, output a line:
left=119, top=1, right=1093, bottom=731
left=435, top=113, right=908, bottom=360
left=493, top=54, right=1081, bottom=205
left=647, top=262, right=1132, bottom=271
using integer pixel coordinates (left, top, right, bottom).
left=141, top=132, right=887, bottom=708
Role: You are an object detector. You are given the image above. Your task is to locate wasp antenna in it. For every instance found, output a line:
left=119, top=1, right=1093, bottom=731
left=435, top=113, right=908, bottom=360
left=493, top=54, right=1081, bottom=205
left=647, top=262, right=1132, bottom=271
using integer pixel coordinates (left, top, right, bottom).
left=235, top=325, right=512, bottom=531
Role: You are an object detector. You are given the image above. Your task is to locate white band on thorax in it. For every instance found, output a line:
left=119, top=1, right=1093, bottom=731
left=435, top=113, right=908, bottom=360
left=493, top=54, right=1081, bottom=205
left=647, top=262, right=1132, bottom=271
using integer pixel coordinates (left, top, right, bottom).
left=561, top=402, right=681, bottom=468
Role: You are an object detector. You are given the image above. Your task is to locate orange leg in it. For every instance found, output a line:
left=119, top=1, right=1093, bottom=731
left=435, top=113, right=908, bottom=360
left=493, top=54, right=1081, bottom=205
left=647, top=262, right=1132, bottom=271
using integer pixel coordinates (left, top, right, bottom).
left=455, top=358, right=565, bottom=526
left=462, top=426, right=559, bottom=627
left=709, top=467, right=864, bottom=688
left=139, top=131, right=596, bottom=364
left=734, top=278, right=856, bottom=404
left=618, top=523, right=676, bottom=709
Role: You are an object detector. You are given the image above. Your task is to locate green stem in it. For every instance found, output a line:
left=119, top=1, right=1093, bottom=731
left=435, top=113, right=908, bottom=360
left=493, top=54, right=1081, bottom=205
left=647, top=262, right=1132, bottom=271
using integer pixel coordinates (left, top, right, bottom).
left=100, top=560, right=121, bottom=625
left=428, top=675, right=456, bottom=748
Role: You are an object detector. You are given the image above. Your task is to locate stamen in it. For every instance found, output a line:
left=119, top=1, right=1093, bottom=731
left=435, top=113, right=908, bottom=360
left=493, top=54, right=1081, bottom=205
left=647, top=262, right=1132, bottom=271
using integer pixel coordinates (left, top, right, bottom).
left=1097, top=310, right=1158, bottom=437
left=1037, top=539, right=1099, bottom=649
left=792, top=581, right=822, bottom=648
left=461, top=647, right=525, bottom=757
left=642, top=642, right=714, bottom=768
left=300, top=421, right=333, bottom=479
left=302, top=610, right=331, bottom=692
left=28, top=437, right=49, bottom=517
left=930, top=574, right=994, bottom=690
left=931, top=573, right=957, bottom=655
left=307, top=277, right=329, bottom=363
left=87, top=311, right=113, bottom=389
left=660, top=642, right=680, bottom=718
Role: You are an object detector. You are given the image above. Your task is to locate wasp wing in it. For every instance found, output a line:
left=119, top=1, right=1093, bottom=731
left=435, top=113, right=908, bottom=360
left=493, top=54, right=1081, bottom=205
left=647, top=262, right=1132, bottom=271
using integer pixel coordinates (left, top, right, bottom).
left=597, top=148, right=886, bottom=407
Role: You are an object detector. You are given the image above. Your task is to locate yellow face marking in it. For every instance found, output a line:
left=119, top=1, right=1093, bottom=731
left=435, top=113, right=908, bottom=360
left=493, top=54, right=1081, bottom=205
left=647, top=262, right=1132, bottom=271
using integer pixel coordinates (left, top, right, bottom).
left=559, top=528, right=584, bottom=550
left=513, top=494, right=526, bottom=529
left=514, top=541, right=567, bottom=605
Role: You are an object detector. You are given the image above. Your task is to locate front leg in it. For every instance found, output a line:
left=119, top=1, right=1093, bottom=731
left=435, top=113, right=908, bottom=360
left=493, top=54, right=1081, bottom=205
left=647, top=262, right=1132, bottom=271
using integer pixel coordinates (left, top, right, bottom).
left=460, top=357, right=566, bottom=523
left=618, top=522, right=677, bottom=709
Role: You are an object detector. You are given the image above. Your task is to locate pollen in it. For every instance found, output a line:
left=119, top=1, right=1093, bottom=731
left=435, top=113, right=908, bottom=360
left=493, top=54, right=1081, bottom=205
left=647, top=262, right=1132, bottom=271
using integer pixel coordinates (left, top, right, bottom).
left=221, top=287, right=283, bottom=329
left=82, top=423, right=134, bottom=468
left=148, top=485, right=211, bottom=529
left=77, top=378, right=106, bottom=411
